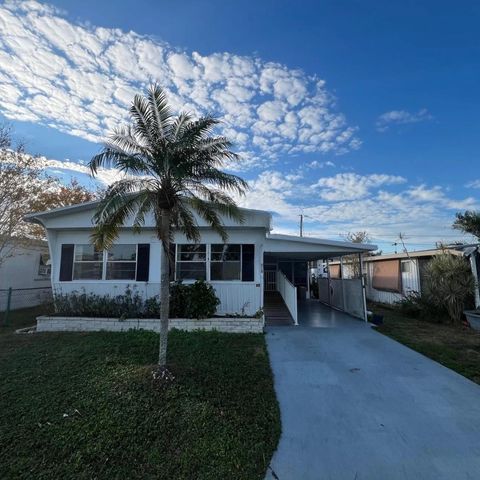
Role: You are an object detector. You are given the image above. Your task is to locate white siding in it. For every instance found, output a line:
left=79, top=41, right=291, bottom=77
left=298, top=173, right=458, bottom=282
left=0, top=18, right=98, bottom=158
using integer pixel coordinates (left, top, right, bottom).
left=0, top=244, right=51, bottom=290
left=0, top=243, right=52, bottom=311
left=50, top=227, right=265, bottom=317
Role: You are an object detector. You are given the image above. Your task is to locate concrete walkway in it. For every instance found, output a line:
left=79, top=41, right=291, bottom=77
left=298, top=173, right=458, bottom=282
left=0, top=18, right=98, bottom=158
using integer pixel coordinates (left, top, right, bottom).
left=265, top=310, right=480, bottom=480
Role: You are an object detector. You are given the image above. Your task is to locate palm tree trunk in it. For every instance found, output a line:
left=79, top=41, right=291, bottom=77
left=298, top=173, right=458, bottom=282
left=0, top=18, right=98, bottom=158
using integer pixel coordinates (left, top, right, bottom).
left=158, top=210, right=170, bottom=367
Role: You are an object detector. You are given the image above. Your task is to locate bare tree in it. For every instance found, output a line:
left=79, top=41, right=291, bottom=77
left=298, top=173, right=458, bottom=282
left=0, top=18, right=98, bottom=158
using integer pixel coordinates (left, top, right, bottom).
left=344, top=231, right=370, bottom=278
left=0, top=126, right=97, bottom=265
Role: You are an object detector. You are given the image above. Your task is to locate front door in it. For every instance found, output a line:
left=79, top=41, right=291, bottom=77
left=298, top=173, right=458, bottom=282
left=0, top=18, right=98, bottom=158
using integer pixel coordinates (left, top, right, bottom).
left=264, top=264, right=277, bottom=291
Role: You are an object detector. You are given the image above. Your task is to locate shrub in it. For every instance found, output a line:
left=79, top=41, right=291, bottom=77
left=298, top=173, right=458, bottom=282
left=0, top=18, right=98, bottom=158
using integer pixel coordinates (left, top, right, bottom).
left=54, top=281, right=221, bottom=319
left=395, top=291, right=449, bottom=323
left=423, top=253, right=475, bottom=324
left=169, top=282, right=190, bottom=318
left=184, top=280, right=221, bottom=319
left=54, top=286, right=158, bottom=319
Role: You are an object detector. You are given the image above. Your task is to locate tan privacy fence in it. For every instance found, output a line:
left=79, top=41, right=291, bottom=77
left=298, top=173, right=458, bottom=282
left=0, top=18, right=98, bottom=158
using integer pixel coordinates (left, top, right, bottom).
left=316, top=276, right=366, bottom=320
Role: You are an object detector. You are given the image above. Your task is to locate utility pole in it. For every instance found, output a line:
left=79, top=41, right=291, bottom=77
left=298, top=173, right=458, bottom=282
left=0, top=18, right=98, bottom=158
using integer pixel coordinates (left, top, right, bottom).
left=299, top=214, right=304, bottom=237
left=398, top=233, right=412, bottom=261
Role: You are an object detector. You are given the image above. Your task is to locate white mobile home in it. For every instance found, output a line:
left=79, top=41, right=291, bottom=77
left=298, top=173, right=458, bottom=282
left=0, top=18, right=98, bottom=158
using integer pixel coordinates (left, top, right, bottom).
left=362, top=248, right=477, bottom=305
left=25, top=201, right=376, bottom=326
left=0, top=239, right=52, bottom=311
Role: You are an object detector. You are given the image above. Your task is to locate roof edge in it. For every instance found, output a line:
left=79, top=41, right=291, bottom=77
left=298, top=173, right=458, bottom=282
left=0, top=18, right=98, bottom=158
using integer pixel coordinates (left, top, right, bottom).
left=266, top=233, right=377, bottom=251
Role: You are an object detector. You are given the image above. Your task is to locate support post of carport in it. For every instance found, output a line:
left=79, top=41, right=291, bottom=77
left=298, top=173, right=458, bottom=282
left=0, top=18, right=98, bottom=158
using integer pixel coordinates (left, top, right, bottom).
left=359, top=253, right=368, bottom=322
left=326, top=258, right=331, bottom=306
left=340, top=256, right=347, bottom=311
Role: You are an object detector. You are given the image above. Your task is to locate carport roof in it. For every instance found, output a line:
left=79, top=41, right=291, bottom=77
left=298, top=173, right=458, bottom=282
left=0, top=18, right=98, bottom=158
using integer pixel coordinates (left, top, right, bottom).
left=264, top=234, right=377, bottom=261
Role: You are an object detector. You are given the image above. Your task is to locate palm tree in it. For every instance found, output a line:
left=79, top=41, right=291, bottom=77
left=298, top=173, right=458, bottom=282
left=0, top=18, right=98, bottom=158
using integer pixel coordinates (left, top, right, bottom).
left=453, top=210, right=480, bottom=241
left=89, top=84, right=248, bottom=372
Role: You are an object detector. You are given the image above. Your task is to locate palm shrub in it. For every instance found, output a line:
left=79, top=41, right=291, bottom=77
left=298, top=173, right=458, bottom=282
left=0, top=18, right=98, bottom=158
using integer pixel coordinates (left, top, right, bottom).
left=395, top=291, right=449, bottom=322
left=89, top=84, right=247, bottom=373
left=423, top=253, right=475, bottom=324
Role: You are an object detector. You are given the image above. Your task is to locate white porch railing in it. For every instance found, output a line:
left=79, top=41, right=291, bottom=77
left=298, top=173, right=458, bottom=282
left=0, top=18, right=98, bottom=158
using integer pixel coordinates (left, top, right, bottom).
left=276, top=270, right=298, bottom=325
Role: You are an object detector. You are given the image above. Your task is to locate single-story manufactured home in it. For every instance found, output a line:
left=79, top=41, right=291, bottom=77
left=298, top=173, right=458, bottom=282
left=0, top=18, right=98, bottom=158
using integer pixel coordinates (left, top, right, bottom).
left=25, top=201, right=377, bottom=328
left=0, top=238, right=52, bottom=312
left=331, top=246, right=480, bottom=307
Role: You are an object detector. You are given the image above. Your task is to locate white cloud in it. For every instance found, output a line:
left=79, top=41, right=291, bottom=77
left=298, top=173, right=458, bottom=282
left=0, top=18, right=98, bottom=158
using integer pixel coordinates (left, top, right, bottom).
left=7, top=145, right=476, bottom=248
left=0, top=1, right=360, bottom=169
left=313, top=173, right=406, bottom=201
left=376, top=108, right=433, bottom=132
left=466, top=180, right=480, bottom=189
left=230, top=168, right=478, bottom=246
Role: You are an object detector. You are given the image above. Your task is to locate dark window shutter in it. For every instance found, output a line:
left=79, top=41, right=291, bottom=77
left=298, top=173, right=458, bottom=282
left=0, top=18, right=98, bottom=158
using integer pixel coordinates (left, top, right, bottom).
left=241, top=244, right=255, bottom=282
left=59, top=244, right=74, bottom=281
left=136, top=244, right=150, bottom=281
left=169, top=243, right=176, bottom=280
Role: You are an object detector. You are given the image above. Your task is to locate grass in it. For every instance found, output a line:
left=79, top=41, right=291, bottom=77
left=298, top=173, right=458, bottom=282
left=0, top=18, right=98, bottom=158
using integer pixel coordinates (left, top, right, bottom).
left=0, top=308, right=280, bottom=480
left=373, top=304, right=480, bottom=384
left=0, top=304, right=51, bottom=334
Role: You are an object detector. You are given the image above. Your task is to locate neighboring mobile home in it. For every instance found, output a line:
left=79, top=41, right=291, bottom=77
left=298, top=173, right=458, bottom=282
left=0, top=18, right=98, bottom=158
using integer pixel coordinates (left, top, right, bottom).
left=0, top=239, right=52, bottom=311
left=360, top=246, right=480, bottom=306
left=25, top=201, right=376, bottom=326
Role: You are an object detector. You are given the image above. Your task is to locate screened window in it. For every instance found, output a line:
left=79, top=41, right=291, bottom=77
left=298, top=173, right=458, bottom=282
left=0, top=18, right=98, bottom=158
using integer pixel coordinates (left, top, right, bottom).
left=73, top=244, right=103, bottom=280
left=211, top=244, right=241, bottom=281
left=176, top=244, right=206, bottom=280
left=106, top=244, right=137, bottom=280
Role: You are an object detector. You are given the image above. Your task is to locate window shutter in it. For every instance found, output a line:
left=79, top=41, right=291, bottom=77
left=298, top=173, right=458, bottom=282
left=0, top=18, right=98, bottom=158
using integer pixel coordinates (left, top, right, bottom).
left=169, top=243, right=176, bottom=280
left=241, top=244, right=255, bottom=282
left=136, top=244, right=150, bottom=281
left=59, top=244, right=74, bottom=281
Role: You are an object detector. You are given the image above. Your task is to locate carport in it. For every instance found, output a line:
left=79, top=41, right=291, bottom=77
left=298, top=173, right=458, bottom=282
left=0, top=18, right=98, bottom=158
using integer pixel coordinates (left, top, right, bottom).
left=262, top=234, right=377, bottom=326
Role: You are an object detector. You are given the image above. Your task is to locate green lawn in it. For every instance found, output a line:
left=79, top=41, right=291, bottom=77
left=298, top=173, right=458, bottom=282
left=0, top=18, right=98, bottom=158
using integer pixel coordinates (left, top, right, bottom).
left=373, top=305, right=480, bottom=384
left=0, top=309, right=280, bottom=480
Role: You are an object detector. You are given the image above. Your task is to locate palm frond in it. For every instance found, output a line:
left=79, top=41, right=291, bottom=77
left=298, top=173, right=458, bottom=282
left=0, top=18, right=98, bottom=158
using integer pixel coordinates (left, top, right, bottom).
left=130, top=94, right=156, bottom=148
left=172, top=201, right=201, bottom=243
left=188, top=169, right=248, bottom=195
left=147, top=84, right=173, bottom=140
left=91, top=190, right=146, bottom=249
left=184, top=196, right=228, bottom=242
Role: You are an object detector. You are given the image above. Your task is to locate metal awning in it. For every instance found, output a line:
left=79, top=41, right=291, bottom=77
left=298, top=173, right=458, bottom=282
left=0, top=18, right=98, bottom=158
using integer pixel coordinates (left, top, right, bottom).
left=264, top=234, right=377, bottom=261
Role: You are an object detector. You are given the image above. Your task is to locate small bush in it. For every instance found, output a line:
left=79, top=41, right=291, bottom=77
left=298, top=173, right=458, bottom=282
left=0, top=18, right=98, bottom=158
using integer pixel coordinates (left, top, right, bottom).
left=424, top=254, right=475, bottom=324
left=395, top=291, right=449, bottom=323
left=54, top=286, right=152, bottom=319
left=169, top=282, right=190, bottom=318
left=54, top=281, right=221, bottom=319
left=184, top=280, right=221, bottom=319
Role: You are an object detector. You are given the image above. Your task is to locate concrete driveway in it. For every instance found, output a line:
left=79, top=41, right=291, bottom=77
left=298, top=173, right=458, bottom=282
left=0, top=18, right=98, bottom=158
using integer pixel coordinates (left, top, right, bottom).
left=265, top=310, right=480, bottom=480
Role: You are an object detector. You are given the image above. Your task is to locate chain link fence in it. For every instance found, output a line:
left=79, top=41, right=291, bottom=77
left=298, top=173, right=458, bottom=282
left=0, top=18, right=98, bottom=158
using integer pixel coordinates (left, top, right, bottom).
left=1, top=287, right=53, bottom=326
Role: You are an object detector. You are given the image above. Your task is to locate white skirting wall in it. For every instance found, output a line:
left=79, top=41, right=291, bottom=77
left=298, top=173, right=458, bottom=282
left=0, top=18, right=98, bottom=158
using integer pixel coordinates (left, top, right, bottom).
left=36, top=315, right=264, bottom=334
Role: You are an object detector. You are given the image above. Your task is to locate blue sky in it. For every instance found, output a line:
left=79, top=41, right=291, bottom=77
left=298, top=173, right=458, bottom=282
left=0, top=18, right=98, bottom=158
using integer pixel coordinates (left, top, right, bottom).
left=1, top=0, right=479, bottom=251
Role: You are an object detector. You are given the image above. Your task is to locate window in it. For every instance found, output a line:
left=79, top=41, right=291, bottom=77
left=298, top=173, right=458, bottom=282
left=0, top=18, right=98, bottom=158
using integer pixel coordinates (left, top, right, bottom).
left=401, top=260, right=413, bottom=273
left=210, top=244, right=255, bottom=281
left=176, top=244, right=206, bottom=280
left=106, top=244, right=137, bottom=280
left=71, top=244, right=137, bottom=280
left=211, top=244, right=241, bottom=280
left=73, top=244, right=103, bottom=280
left=38, top=253, right=51, bottom=276
left=372, top=260, right=401, bottom=292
